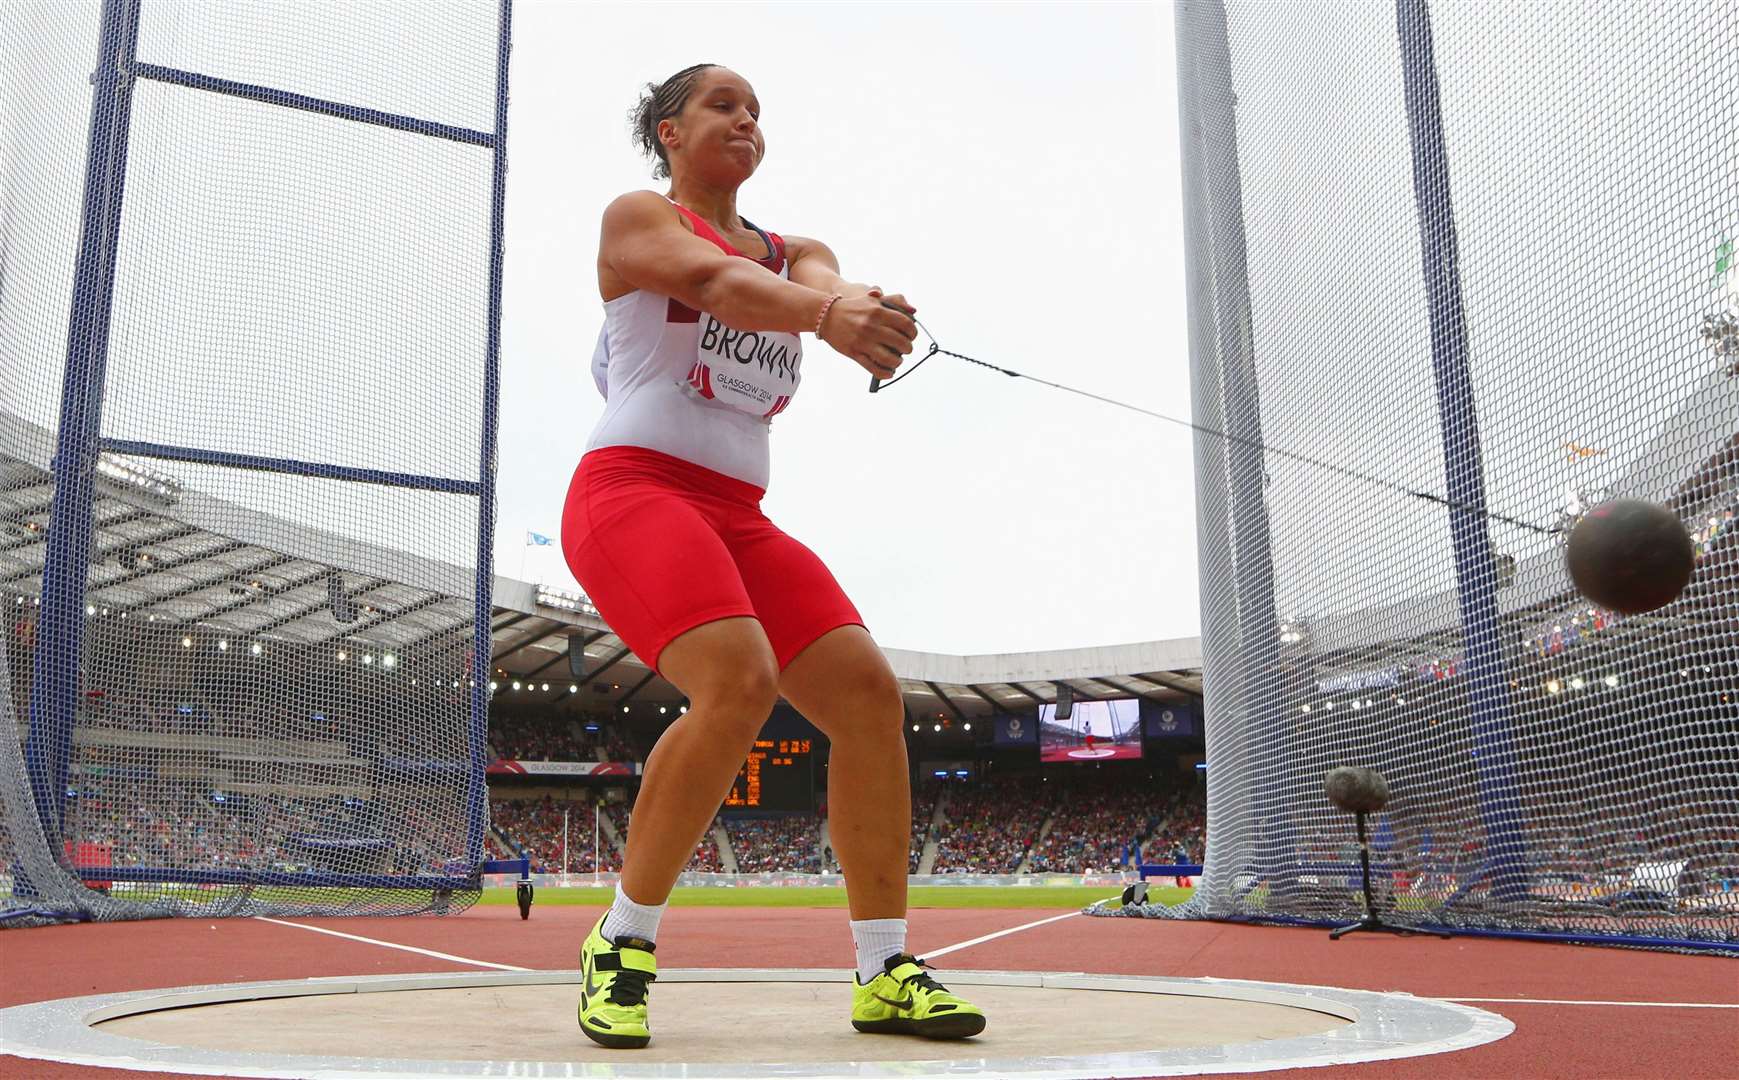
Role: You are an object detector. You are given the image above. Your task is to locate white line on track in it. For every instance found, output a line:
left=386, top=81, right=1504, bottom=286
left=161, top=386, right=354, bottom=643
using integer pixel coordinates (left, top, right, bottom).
left=914, top=916, right=1739, bottom=1011
left=1440, top=997, right=1739, bottom=1009
left=253, top=916, right=530, bottom=972
left=921, top=911, right=1080, bottom=961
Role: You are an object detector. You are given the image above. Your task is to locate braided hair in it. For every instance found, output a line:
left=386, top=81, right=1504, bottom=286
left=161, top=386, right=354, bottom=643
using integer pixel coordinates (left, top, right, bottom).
left=630, top=63, right=721, bottom=180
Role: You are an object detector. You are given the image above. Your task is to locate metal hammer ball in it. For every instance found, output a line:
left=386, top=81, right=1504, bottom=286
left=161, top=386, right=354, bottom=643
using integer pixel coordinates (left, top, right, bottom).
left=1565, top=499, right=1694, bottom=615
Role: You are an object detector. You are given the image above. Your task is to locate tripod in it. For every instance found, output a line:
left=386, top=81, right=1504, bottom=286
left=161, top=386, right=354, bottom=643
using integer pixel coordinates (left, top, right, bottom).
left=1329, top=811, right=1451, bottom=941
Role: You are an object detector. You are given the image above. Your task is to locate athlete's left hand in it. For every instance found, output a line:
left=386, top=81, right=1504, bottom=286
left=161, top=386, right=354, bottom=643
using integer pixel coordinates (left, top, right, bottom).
left=869, top=288, right=916, bottom=318
left=866, top=287, right=918, bottom=375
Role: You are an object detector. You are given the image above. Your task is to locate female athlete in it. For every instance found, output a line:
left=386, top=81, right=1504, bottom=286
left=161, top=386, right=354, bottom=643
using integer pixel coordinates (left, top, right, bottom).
left=562, top=63, right=986, bottom=1049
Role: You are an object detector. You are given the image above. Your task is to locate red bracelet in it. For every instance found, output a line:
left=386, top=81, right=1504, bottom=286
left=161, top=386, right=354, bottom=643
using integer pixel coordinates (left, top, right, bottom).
left=814, top=293, right=842, bottom=335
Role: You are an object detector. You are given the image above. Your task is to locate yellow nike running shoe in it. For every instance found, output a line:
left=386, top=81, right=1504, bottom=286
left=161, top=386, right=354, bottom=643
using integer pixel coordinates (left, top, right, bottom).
left=851, top=954, right=986, bottom=1039
left=578, top=915, right=657, bottom=1049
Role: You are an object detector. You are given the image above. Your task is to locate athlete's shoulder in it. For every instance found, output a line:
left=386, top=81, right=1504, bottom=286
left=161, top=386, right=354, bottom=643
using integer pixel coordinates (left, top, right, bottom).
left=782, top=233, right=836, bottom=268
left=602, top=190, right=681, bottom=231
left=781, top=233, right=825, bottom=256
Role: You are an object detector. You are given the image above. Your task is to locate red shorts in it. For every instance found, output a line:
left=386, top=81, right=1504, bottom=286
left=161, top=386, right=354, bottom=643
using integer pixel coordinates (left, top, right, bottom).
left=561, top=446, right=864, bottom=675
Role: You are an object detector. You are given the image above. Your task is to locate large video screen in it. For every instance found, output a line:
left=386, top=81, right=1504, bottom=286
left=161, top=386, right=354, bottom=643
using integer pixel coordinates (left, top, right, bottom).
left=1038, top=698, right=1143, bottom=762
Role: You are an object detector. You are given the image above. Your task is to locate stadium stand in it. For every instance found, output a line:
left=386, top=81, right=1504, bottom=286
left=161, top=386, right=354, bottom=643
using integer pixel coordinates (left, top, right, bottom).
left=22, top=672, right=1205, bottom=881
left=1027, top=780, right=1205, bottom=874
left=931, top=776, right=1055, bottom=873
left=47, top=781, right=474, bottom=879
left=909, top=780, right=939, bottom=873
left=606, top=799, right=723, bottom=872
left=487, top=713, right=632, bottom=763
left=489, top=796, right=617, bottom=874
left=477, top=776, right=1210, bottom=877
left=723, top=815, right=822, bottom=873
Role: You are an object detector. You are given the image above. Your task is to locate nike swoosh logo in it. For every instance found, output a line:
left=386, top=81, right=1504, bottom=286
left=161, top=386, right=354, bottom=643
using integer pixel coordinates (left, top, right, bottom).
left=580, top=947, right=606, bottom=1009
left=872, top=992, right=913, bottom=1011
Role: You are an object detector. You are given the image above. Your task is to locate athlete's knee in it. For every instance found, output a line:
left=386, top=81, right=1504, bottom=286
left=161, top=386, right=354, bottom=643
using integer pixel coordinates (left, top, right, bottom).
left=827, top=661, right=905, bottom=739
left=690, top=663, right=780, bottom=727
left=661, top=618, right=779, bottom=728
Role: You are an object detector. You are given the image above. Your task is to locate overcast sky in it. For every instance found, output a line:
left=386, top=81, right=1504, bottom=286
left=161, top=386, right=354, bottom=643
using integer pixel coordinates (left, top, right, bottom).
left=494, top=1, right=1197, bottom=656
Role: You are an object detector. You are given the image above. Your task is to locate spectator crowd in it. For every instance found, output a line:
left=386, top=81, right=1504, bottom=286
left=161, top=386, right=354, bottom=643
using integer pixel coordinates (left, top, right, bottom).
left=725, top=815, right=822, bottom=872
left=1027, top=785, right=1205, bottom=873
left=42, top=783, right=475, bottom=877
left=931, top=777, right=1054, bottom=873
left=909, top=782, right=938, bottom=873
left=606, top=799, right=723, bottom=872
left=486, top=777, right=1207, bottom=878
left=488, top=715, right=632, bottom=763
left=490, top=796, right=615, bottom=873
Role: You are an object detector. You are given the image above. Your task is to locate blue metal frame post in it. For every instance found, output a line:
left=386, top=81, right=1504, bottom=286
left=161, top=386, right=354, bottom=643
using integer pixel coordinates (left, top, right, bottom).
left=1394, top=0, right=1528, bottom=902
left=16, top=0, right=513, bottom=912
left=24, top=0, right=143, bottom=855
left=466, top=0, right=512, bottom=873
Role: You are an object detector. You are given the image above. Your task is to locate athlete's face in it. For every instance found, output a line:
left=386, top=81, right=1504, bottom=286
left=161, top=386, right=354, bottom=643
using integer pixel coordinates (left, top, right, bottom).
left=665, top=68, right=763, bottom=184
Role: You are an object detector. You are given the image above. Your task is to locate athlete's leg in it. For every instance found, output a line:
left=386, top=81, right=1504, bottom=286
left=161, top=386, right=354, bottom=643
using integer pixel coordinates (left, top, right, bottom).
left=562, top=451, right=776, bottom=910
left=778, top=625, right=909, bottom=921
left=620, top=616, right=779, bottom=905
left=736, top=526, right=984, bottom=1036
left=563, top=452, right=785, bottom=1047
left=780, top=627, right=984, bottom=1022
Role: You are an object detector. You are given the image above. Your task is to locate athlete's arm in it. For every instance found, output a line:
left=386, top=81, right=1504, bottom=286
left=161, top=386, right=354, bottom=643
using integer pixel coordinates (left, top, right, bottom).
left=601, top=191, right=824, bottom=332
left=786, top=234, right=917, bottom=322
left=599, top=192, right=916, bottom=373
left=785, top=235, right=868, bottom=298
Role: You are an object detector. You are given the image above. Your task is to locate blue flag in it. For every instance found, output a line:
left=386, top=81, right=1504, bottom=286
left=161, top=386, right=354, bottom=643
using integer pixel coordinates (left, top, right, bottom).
left=1142, top=701, right=1199, bottom=738
left=994, top=714, right=1037, bottom=746
left=526, top=531, right=554, bottom=546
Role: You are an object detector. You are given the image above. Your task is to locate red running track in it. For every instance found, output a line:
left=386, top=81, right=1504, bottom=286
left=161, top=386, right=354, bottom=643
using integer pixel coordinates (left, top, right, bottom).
left=2, top=905, right=1734, bottom=1079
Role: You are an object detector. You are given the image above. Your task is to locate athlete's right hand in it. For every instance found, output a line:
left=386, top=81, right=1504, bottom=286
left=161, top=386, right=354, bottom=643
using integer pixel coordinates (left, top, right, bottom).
left=819, top=291, right=918, bottom=378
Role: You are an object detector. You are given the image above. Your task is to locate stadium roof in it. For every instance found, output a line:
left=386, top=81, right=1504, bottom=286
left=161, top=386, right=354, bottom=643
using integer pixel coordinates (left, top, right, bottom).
left=490, top=576, right=1202, bottom=718
left=1, top=410, right=1201, bottom=721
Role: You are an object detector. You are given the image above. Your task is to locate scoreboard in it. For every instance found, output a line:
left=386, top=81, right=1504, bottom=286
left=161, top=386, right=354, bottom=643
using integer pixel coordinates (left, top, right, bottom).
left=724, top=737, right=814, bottom=811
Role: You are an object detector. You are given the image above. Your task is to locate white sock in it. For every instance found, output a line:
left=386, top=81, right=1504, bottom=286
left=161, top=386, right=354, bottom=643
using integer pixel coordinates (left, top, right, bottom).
left=602, top=887, right=667, bottom=945
left=850, top=918, right=908, bottom=984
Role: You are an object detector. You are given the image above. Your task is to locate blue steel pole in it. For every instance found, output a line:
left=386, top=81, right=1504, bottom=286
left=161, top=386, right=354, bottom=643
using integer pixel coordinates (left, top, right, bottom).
left=467, top=0, right=512, bottom=872
left=23, top=0, right=143, bottom=853
left=1394, top=0, right=1528, bottom=902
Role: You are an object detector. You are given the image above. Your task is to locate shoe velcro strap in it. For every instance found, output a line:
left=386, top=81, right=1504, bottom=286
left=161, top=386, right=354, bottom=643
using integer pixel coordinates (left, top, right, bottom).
left=887, top=961, right=927, bottom=983
left=596, top=950, right=658, bottom=976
